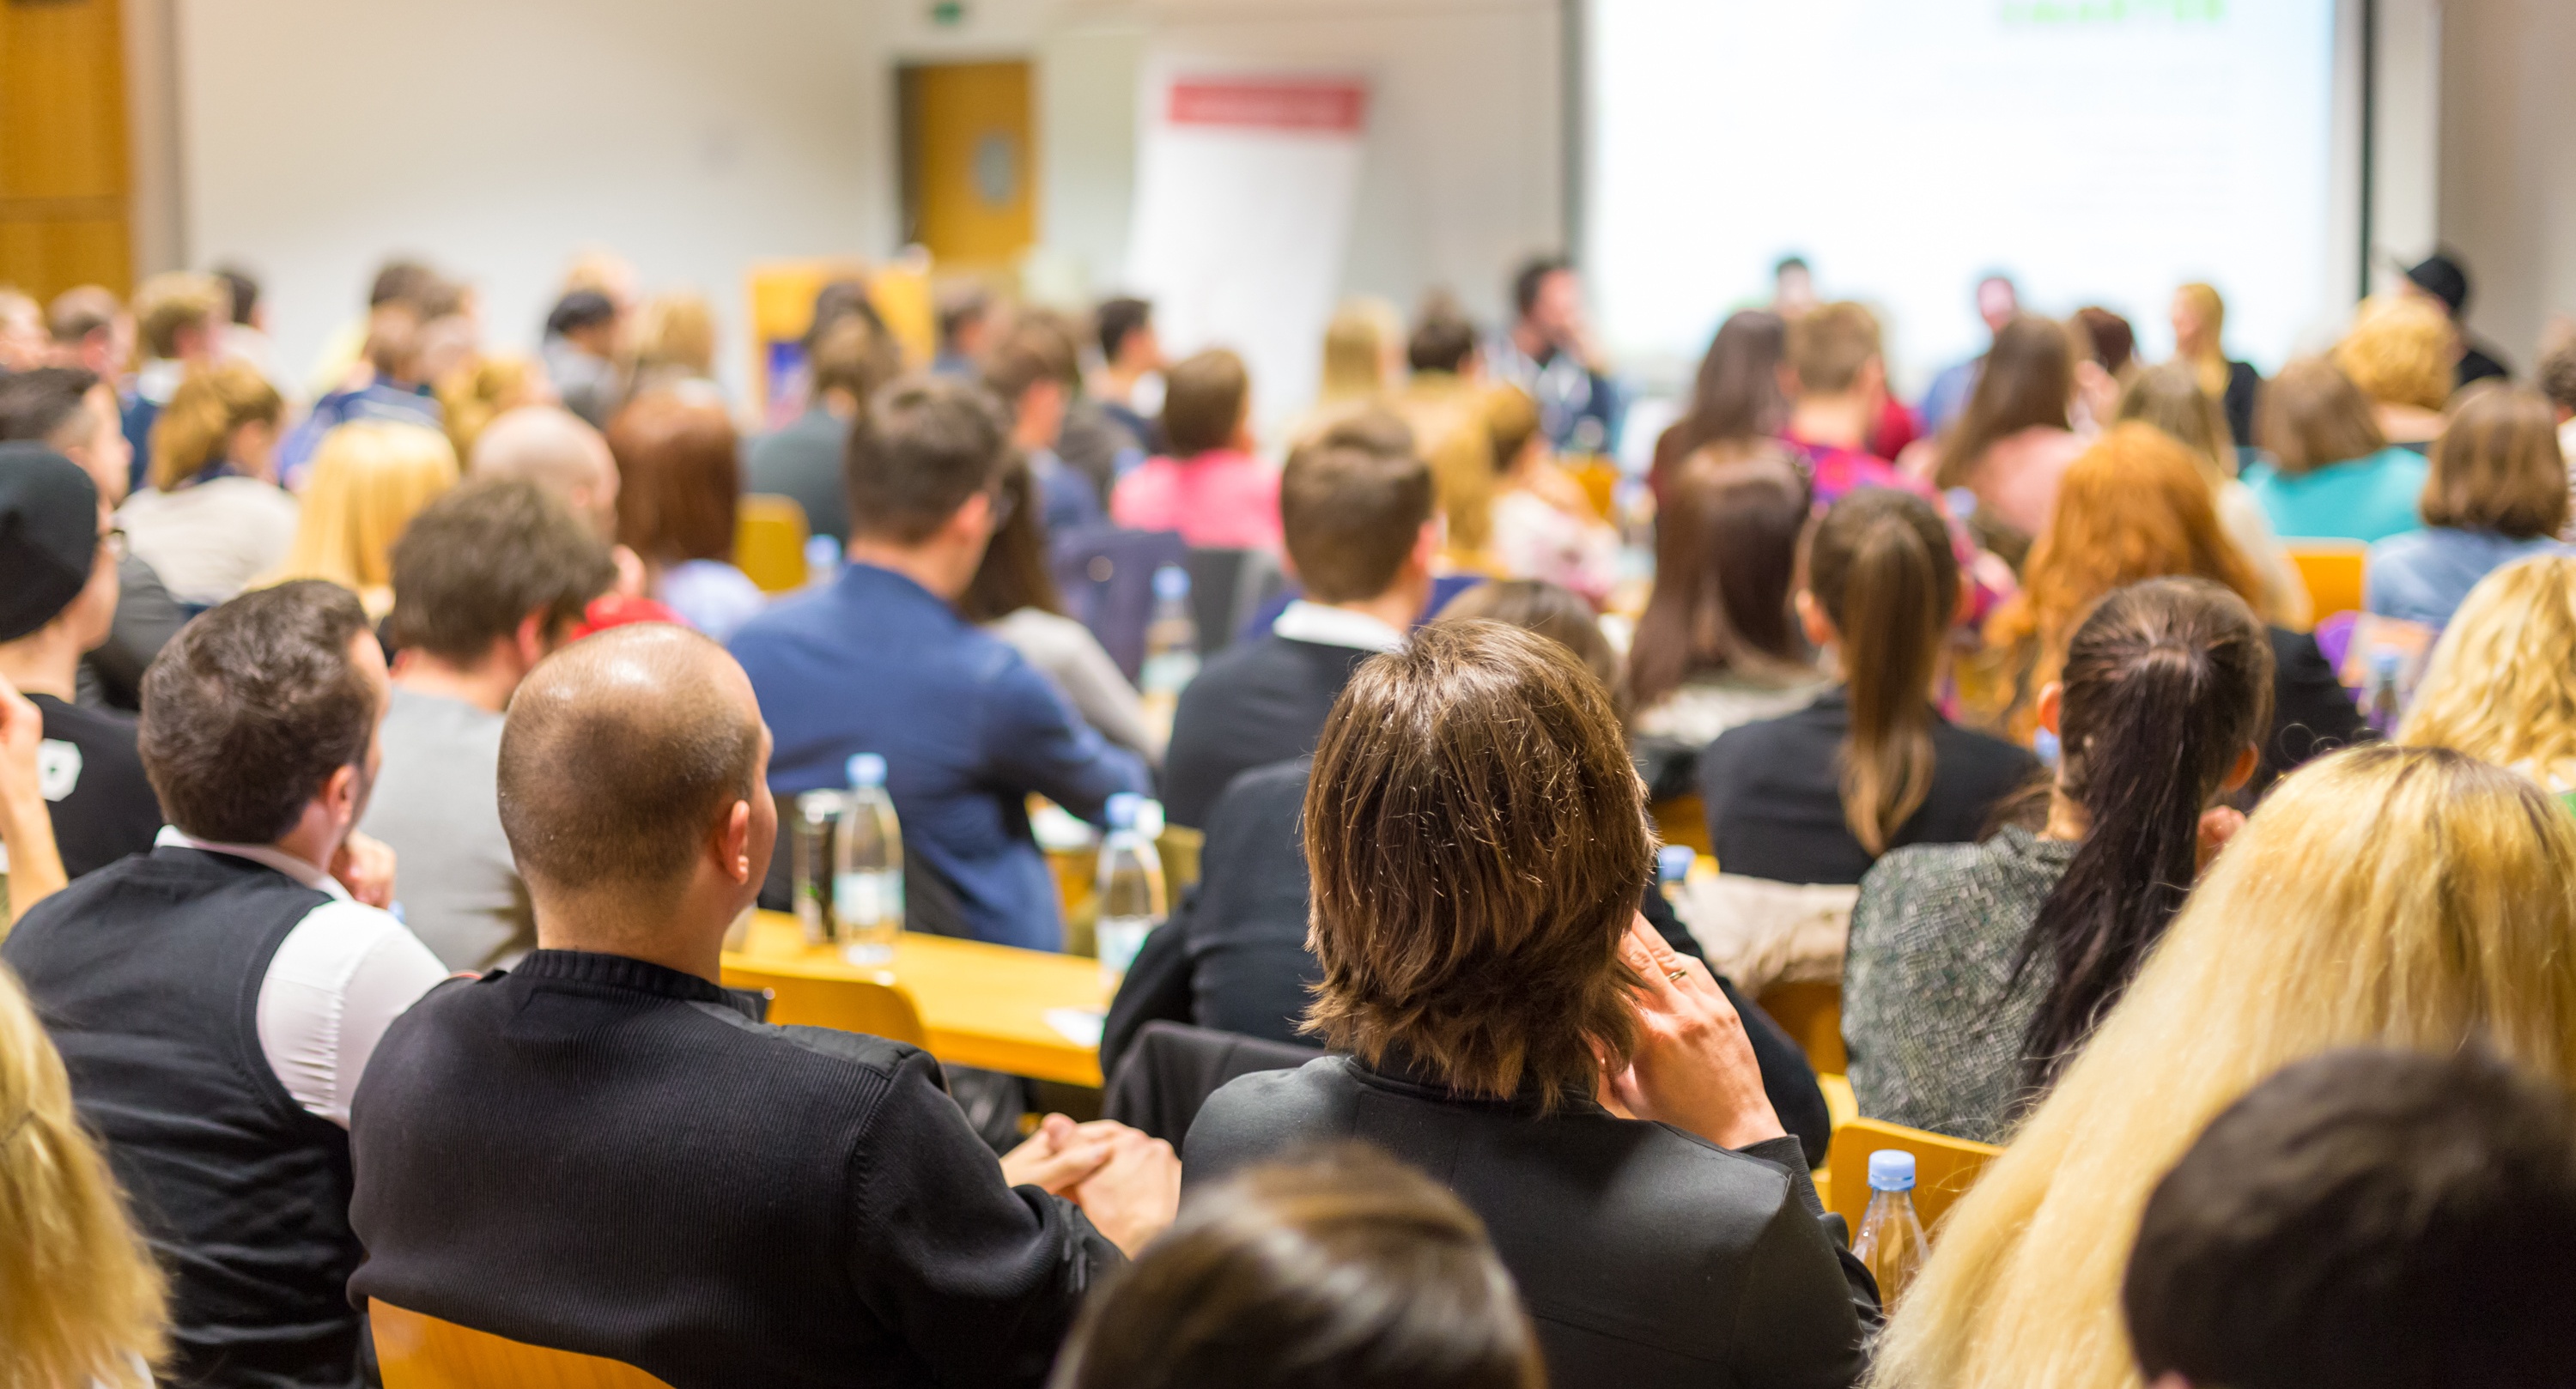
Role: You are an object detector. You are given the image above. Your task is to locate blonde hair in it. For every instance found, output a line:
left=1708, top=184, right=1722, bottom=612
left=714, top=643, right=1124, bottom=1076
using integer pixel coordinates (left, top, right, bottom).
left=0, top=964, right=166, bottom=1389
left=2333, top=294, right=2455, bottom=412
left=634, top=291, right=717, bottom=379
left=130, top=271, right=226, bottom=361
left=266, top=421, right=459, bottom=615
left=435, top=354, right=545, bottom=462
left=2172, top=282, right=2229, bottom=397
left=2399, top=555, right=2576, bottom=791
left=1871, top=744, right=2576, bottom=1389
left=147, top=361, right=283, bottom=492
left=1320, top=298, right=1403, bottom=404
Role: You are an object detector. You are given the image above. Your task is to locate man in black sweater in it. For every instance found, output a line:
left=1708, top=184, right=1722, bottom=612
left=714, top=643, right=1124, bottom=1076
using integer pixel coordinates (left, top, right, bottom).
left=348, top=625, right=1179, bottom=1389
left=1161, top=409, right=1437, bottom=828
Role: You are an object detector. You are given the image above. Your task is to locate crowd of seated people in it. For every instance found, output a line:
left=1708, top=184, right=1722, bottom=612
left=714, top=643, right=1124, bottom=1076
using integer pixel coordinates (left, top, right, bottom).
left=4, top=237, right=2576, bottom=1389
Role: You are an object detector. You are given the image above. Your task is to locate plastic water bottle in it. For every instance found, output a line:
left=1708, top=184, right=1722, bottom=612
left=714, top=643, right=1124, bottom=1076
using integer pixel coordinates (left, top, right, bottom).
left=1094, top=792, right=1168, bottom=986
left=834, top=754, right=904, bottom=965
left=804, top=535, right=842, bottom=591
left=791, top=790, right=849, bottom=945
left=1853, top=1150, right=1930, bottom=1312
left=1140, top=566, right=1200, bottom=700
left=2366, top=648, right=2403, bottom=735
left=1656, top=846, right=1696, bottom=907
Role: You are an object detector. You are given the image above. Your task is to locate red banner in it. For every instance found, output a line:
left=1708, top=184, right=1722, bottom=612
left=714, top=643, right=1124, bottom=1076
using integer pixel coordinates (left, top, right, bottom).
left=1167, top=78, right=1368, bottom=134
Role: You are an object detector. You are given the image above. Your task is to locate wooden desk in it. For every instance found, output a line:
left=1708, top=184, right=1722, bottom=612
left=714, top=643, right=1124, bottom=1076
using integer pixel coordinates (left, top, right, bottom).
left=724, top=912, right=1110, bottom=1086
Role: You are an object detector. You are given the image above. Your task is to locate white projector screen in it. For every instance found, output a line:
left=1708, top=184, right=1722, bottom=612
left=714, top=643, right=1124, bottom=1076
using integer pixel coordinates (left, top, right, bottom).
left=1587, top=0, right=2342, bottom=391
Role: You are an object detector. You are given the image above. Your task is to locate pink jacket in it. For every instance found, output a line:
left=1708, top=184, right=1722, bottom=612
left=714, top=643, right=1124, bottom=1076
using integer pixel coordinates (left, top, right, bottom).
left=1109, top=449, right=1283, bottom=550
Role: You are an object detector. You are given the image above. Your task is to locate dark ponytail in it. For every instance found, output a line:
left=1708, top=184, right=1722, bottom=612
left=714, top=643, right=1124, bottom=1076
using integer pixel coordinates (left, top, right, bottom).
left=2013, top=578, right=2273, bottom=1094
left=1807, top=488, right=1958, bottom=857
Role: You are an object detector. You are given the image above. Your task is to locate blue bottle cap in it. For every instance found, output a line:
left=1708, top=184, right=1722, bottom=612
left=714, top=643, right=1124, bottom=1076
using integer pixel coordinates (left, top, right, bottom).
left=1152, top=565, right=1191, bottom=599
left=2371, top=647, right=2403, bottom=675
left=1105, top=792, right=1143, bottom=830
left=847, top=753, right=887, bottom=788
left=1868, top=1149, right=1917, bottom=1192
left=1657, top=846, right=1696, bottom=884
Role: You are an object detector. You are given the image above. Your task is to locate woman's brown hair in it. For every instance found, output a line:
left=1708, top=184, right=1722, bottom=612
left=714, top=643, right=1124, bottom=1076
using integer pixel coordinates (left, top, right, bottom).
left=1627, top=446, right=1814, bottom=713
left=1050, top=1146, right=1542, bottom=1389
left=1303, top=622, right=1650, bottom=1107
left=1436, top=578, right=1624, bottom=717
left=1650, top=310, right=1788, bottom=493
left=1808, top=487, right=1958, bottom=856
left=957, top=459, right=1066, bottom=622
left=607, top=392, right=740, bottom=566
left=2421, top=384, right=2569, bottom=539
left=2253, top=357, right=2388, bottom=476
left=1934, top=315, right=2075, bottom=490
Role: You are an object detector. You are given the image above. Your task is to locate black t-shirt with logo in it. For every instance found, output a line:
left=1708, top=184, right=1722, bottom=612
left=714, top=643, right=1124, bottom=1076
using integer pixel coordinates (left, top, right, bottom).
left=33, top=693, right=162, bottom=878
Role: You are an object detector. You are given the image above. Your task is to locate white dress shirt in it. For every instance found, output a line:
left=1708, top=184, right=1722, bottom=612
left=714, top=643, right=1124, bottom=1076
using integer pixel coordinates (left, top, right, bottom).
left=1269, top=599, right=1407, bottom=653
left=155, top=827, right=453, bottom=1127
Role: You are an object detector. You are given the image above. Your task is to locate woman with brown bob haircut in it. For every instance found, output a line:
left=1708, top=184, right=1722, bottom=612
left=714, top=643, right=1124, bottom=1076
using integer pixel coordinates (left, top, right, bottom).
left=605, top=392, right=766, bottom=642
left=2364, top=383, right=2574, bottom=630
left=1186, top=621, right=1876, bottom=1389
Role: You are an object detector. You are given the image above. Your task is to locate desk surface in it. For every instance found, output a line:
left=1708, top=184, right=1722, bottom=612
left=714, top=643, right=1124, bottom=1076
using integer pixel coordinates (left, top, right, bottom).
left=725, top=912, right=1111, bottom=1087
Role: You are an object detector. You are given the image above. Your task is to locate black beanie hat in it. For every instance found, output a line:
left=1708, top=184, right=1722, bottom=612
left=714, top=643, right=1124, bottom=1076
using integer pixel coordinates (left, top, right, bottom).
left=0, top=442, right=102, bottom=643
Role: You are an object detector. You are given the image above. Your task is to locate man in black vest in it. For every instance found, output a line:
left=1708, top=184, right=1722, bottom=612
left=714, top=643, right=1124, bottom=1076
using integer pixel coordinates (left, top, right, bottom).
left=3, top=579, right=450, bottom=1388
left=348, top=624, right=1179, bottom=1389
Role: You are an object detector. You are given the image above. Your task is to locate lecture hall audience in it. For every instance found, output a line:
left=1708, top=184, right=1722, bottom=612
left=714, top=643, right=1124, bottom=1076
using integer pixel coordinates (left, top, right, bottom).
left=1626, top=448, right=1825, bottom=751
left=2113, top=361, right=2306, bottom=627
left=1930, top=313, right=2087, bottom=561
left=605, top=392, right=766, bottom=641
left=1649, top=309, right=1788, bottom=496
left=2396, top=555, right=2576, bottom=801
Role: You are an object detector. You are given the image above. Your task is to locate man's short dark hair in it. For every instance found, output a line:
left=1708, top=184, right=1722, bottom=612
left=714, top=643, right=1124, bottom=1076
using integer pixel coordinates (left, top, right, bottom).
left=2539, top=339, right=2576, bottom=414
left=1511, top=256, right=1572, bottom=319
left=214, top=265, right=261, bottom=326
left=498, top=625, right=763, bottom=895
left=1097, top=297, right=1152, bottom=362
left=139, top=581, right=380, bottom=844
left=1407, top=304, right=1479, bottom=375
left=845, top=374, right=1011, bottom=543
left=386, top=481, right=615, bottom=663
left=982, top=322, right=1079, bottom=407
left=1159, top=349, right=1249, bottom=456
left=936, top=284, right=991, bottom=345
left=46, top=286, right=119, bottom=346
left=0, top=367, right=102, bottom=446
left=369, top=259, right=440, bottom=310
left=1280, top=411, right=1434, bottom=603
left=546, top=291, right=617, bottom=338
left=2124, top=1047, right=2576, bottom=1389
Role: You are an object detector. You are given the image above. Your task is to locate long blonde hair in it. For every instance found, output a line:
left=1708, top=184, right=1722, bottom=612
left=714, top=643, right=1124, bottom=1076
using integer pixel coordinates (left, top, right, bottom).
left=1319, top=298, right=1402, bottom=404
left=2399, top=555, right=2576, bottom=791
left=2172, top=282, right=2229, bottom=397
left=264, top=421, right=459, bottom=615
left=0, top=965, right=166, bottom=1389
left=148, top=361, right=283, bottom=492
left=1870, top=745, right=2576, bottom=1389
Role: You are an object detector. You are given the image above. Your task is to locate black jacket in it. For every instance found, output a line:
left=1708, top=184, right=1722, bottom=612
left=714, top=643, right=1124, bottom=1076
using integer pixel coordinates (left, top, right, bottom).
left=1106, top=756, right=1835, bottom=1167
left=2258, top=626, right=2372, bottom=792
left=1161, top=634, right=1376, bottom=828
left=1188, top=1054, right=1877, bottom=1389
left=348, top=950, right=1117, bottom=1389
left=1701, top=690, right=2040, bottom=886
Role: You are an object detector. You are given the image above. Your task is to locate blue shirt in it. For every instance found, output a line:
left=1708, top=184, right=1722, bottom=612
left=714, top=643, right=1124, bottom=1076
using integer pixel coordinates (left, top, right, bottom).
left=2366, top=528, right=2571, bottom=630
left=2243, top=446, right=2431, bottom=543
left=278, top=380, right=444, bottom=489
left=729, top=562, right=1149, bottom=950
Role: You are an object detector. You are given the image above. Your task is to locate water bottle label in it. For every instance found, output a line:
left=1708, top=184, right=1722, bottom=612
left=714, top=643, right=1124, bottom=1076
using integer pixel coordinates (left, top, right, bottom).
left=1097, top=915, right=1158, bottom=976
left=1140, top=652, right=1200, bottom=696
left=835, top=870, right=904, bottom=926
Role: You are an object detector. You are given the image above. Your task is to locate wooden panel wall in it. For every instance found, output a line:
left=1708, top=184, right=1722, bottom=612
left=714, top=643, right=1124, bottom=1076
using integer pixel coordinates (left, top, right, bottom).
left=0, top=0, right=133, bottom=300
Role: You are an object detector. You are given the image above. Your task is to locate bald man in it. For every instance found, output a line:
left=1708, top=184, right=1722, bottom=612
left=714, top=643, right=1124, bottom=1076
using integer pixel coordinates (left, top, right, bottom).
left=470, top=403, right=659, bottom=607
left=348, top=626, right=1176, bottom=1389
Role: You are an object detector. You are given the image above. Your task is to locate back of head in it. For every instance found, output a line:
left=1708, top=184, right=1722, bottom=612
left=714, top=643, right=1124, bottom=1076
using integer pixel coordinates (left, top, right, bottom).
left=498, top=624, right=763, bottom=902
left=633, top=292, right=716, bottom=376
left=1303, top=622, right=1649, bottom=1106
left=2399, top=555, right=2576, bottom=786
left=2540, top=337, right=2576, bottom=415
left=46, top=286, right=121, bottom=346
left=606, top=393, right=740, bottom=565
left=0, top=365, right=101, bottom=447
left=1433, top=579, right=1620, bottom=704
left=1482, top=385, right=1540, bottom=473
left=470, top=404, right=612, bottom=497
left=1279, top=415, right=1434, bottom=604
left=958, top=460, right=1063, bottom=624
left=1807, top=487, right=1958, bottom=856
left=213, top=265, right=259, bottom=326
left=935, top=282, right=992, bottom=347
left=1162, top=349, right=1249, bottom=456
left=1935, top=314, right=2075, bottom=488
left=1097, top=296, right=1152, bottom=363
left=1406, top=300, right=1479, bottom=376
left=276, top=421, right=460, bottom=594
left=0, top=964, right=166, bottom=1389
left=140, top=580, right=379, bottom=843
left=2013, top=578, right=2273, bottom=1094
left=2004, top=422, right=2264, bottom=676
left=2074, top=306, right=2135, bottom=377
left=1786, top=302, right=1881, bottom=396
left=2125, top=1047, right=2576, bottom=1389
left=386, top=480, right=615, bottom=663
left=1320, top=298, right=1401, bottom=401
left=1053, top=1146, right=1542, bottom=1389
left=1873, top=744, right=2576, bottom=1389
left=545, top=290, right=618, bottom=342
left=982, top=320, right=1079, bottom=405
left=2252, top=355, right=2387, bottom=474
left=1668, top=311, right=1789, bottom=466
left=846, top=374, right=1010, bottom=543
left=807, top=312, right=900, bottom=407
left=2422, top=383, right=2568, bottom=540
left=368, top=260, right=441, bottom=312
left=1628, top=446, right=1811, bottom=712
left=2115, top=361, right=2233, bottom=471
left=131, top=272, right=225, bottom=361
left=2334, top=294, right=2454, bottom=412
left=150, top=361, right=283, bottom=491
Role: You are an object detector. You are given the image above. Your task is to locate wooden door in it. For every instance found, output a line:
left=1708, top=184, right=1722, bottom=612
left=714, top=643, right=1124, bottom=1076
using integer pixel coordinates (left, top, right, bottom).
left=899, top=60, right=1034, bottom=270
left=0, top=0, right=132, bottom=300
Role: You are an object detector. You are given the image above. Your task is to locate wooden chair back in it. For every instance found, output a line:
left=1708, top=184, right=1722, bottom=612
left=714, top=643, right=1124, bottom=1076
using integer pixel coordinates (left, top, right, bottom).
left=1758, top=980, right=1845, bottom=1076
left=718, top=961, right=931, bottom=1046
left=1826, top=1115, right=2004, bottom=1234
left=736, top=493, right=813, bottom=594
left=1652, top=794, right=1712, bottom=856
left=373, top=1301, right=674, bottom=1389
left=2283, top=541, right=2368, bottom=627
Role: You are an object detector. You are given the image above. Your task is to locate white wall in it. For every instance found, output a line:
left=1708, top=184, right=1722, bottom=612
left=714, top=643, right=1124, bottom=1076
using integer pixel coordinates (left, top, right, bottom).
left=2437, top=0, right=2576, bottom=375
